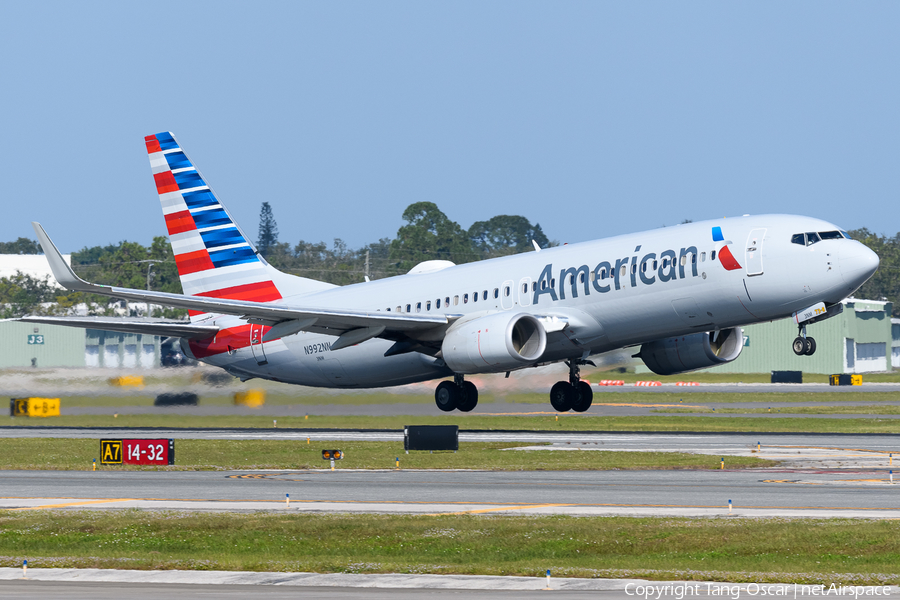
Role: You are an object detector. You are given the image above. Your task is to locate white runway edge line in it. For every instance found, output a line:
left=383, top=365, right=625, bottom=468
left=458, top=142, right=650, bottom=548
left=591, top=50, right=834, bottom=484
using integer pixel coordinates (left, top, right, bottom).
left=6, top=569, right=888, bottom=593
left=0, top=568, right=658, bottom=590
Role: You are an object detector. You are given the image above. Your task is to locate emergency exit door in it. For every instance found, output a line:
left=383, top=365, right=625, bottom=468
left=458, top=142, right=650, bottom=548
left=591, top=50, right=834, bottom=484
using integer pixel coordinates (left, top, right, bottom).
left=249, top=323, right=268, bottom=365
left=745, top=228, right=766, bottom=276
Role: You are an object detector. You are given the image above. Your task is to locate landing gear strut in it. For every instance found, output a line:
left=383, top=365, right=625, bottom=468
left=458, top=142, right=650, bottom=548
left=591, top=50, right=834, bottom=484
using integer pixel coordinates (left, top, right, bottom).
left=792, top=324, right=817, bottom=356
left=434, top=374, right=478, bottom=412
left=549, top=361, right=593, bottom=413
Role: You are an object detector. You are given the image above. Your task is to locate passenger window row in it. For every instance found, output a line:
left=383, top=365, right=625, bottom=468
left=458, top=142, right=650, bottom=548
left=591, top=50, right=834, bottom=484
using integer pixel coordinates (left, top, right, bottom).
left=387, top=285, right=510, bottom=313
left=383, top=247, right=731, bottom=314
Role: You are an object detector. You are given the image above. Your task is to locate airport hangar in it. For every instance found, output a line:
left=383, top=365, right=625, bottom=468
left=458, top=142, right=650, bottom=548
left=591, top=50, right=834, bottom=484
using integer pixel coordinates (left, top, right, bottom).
left=0, top=253, right=163, bottom=369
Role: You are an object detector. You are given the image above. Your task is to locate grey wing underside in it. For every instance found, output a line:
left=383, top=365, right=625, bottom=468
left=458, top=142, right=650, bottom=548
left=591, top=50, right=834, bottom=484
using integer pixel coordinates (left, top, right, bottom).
left=17, top=316, right=219, bottom=339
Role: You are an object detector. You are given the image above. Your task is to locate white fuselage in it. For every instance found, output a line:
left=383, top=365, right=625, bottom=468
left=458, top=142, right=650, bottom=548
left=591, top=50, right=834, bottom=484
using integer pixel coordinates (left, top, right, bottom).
left=184, top=214, right=878, bottom=387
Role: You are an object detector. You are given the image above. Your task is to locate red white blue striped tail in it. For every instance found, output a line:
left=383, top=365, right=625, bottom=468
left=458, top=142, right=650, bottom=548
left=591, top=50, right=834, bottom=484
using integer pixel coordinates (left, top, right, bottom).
left=144, top=132, right=329, bottom=321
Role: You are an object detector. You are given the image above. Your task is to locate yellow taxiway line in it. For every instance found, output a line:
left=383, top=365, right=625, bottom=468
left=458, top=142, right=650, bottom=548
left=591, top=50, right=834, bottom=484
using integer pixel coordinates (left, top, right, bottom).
left=3, top=498, right=133, bottom=511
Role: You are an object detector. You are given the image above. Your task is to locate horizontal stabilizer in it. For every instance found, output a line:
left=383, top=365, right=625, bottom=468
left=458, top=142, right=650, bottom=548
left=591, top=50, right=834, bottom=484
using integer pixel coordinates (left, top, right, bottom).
left=18, top=316, right=219, bottom=339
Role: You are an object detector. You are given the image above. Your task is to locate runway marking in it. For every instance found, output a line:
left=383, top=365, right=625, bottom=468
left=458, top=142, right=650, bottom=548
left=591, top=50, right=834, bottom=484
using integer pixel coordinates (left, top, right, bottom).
left=477, top=404, right=703, bottom=415
left=764, top=478, right=893, bottom=484
left=763, top=479, right=822, bottom=485
left=432, top=503, right=573, bottom=515
left=2, top=497, right=899, bottom=512
left=2, top=498, right=132, bottom=511
left=765, top=445, right=899, bottom=454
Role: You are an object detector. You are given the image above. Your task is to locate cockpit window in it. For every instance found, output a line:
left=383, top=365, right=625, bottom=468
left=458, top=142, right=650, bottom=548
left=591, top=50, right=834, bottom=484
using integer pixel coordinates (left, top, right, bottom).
left=795, top=230, right=853, bottom=244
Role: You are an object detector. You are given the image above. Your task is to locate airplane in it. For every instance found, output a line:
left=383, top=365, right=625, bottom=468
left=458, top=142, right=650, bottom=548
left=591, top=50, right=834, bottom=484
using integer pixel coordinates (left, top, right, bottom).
left=22, top=132, right=880, bottom=413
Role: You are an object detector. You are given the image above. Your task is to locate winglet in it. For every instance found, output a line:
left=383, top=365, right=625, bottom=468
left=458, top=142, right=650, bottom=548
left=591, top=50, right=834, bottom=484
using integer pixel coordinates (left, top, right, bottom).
left=31, top=222, right=96, bottom=292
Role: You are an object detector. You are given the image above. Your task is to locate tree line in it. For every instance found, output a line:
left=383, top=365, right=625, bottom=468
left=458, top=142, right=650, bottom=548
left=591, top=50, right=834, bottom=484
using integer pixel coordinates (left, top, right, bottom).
left=2, top=209, right=898, bottom=319
left=0, top=202, right=553, bottom=317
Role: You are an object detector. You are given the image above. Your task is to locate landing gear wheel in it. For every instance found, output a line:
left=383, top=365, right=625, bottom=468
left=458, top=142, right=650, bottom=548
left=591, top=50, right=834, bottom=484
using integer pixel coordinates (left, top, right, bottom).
left=804, top=337, right=817, bottom=356
left=792, top=337, right=809, bottom=356
left=550, top=381, right=574, bottom=412
left=571, top=381, right=593, bottom=413
left=435, top=381, right=459, bottom=412
left=457, top=381, right=479, bottom=412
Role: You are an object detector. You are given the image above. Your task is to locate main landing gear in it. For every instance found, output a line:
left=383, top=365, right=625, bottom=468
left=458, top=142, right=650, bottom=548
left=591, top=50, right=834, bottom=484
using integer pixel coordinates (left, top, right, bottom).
left=792, top=324, right=817, bottom=356
left=434, top=374, right=478, bottom=412
left=549, top=361, right=593, bottom=413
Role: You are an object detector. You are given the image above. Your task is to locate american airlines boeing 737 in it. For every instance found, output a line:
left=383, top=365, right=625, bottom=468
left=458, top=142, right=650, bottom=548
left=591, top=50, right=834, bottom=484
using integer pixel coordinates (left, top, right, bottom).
left=23, top=132, right=880, bottom=413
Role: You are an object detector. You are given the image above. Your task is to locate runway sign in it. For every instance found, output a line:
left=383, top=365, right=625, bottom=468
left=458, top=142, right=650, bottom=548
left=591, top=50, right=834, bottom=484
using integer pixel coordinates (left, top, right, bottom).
left=830, top=374, right=863, bottom=386
left=9, top=397, right=60, bottom=417
left=100, top=440, right=123, bottom=464
left=100, top=439, right=174, bottom=465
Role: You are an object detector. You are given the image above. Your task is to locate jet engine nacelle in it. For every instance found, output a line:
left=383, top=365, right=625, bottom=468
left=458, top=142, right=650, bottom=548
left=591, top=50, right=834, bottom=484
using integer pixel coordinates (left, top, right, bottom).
left=639, top=327, right=744, bottom=376
left=441, top=312, right=547, bottom=374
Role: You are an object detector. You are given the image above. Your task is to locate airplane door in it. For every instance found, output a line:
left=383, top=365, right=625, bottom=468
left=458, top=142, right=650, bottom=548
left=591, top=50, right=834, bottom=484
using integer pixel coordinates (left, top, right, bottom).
left=318, top=358, right=350, bottom=384
left=501, top=279, right=514, bottom=310
left=518, top=277, right=532, bottom=307
left=249, top=323, right=268, bottom=365
left=672, top=298, right=713, bottom=328
left=745, top=229, right=766, bottom=277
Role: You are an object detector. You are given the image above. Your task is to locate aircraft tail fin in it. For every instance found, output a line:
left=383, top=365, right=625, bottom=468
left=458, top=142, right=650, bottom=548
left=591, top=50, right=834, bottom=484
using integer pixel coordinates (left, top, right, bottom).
left=144, top=132, right=333, bottom=321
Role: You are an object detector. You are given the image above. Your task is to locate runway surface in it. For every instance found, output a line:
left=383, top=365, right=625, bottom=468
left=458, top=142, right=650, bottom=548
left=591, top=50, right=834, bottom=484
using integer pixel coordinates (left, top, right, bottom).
left=2, top=427, right=898, bottom=447
left=2, top=570, right=895, bottom=600
left=36, top=381, right=900, bottom=418
left=3, top=461, right=900, bottom=518
left=52, top=401, right=900, bottom=418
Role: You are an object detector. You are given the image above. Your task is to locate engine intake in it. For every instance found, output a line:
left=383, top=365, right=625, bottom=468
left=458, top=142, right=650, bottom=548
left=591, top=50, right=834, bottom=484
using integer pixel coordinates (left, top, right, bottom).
left=639, top=327, right=744, bottom=376
left=441, top=312, right=547, bottom=374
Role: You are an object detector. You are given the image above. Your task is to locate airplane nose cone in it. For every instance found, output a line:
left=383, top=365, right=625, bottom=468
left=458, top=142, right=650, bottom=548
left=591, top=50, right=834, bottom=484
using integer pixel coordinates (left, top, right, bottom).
left=839, top=242, right=879, bottom=289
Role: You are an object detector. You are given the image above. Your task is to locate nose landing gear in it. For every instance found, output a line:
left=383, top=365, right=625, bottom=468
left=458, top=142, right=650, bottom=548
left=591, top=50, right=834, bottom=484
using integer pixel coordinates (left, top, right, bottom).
left=792, top=325, right=817, bottom=356
left=549, top=360, right=593, bottom=413
left=434, top=374, right=478, bottom=412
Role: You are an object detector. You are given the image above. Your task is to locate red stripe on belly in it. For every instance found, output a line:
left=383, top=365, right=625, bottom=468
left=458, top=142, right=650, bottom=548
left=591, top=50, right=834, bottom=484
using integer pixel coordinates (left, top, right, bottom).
left=188, top=324, right=272, bottom=359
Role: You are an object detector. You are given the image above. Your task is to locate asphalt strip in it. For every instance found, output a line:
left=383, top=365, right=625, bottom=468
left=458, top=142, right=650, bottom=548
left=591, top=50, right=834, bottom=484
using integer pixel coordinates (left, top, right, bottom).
left=0, top=568, right=816, bottom=591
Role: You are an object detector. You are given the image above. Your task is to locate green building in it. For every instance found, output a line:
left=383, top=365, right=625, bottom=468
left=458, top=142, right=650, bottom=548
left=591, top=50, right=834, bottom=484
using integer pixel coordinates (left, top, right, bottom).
left=1, top=320, right=86, bottom=368
left=704, top=299, right=891, bottom=374
left=0, top=321, right=161, bottom=369
left=634, top=299, right=894, bottom=375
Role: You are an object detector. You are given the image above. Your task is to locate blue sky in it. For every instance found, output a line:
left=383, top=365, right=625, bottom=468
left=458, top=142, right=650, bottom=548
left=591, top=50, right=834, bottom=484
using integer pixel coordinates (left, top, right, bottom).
left=1, top=2, right=897, bottom=253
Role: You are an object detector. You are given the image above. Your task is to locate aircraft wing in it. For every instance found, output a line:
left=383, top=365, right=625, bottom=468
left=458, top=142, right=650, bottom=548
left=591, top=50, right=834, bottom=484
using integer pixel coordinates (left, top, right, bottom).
left=17, top=316, right=219, bottom=339
left=32, top=222, right=448, bottom=338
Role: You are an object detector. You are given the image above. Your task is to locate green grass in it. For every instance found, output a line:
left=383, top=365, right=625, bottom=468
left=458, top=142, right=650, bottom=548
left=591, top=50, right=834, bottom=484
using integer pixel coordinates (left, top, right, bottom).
left=0, top=439, right=774, bottom=471
left=655, top=405, right=900, bottom=415
left=0, top=512, right=897, bottom=584
left=7, top=413, right=900, bottom=433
